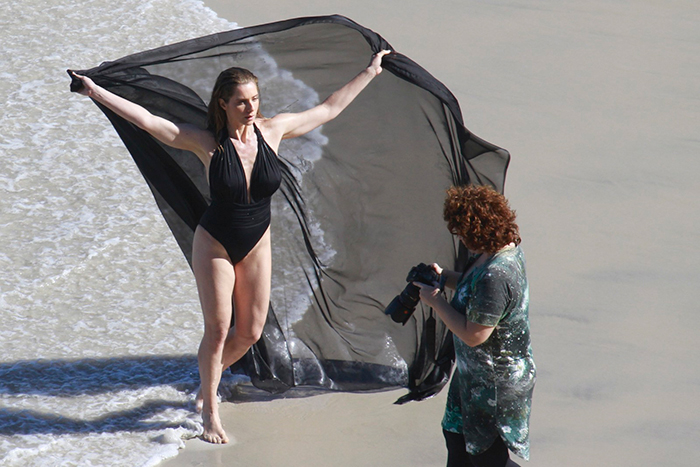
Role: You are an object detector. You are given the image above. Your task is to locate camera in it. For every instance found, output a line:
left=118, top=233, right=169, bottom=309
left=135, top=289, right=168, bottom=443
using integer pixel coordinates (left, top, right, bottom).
left=384, top=263, right=444, bottom=325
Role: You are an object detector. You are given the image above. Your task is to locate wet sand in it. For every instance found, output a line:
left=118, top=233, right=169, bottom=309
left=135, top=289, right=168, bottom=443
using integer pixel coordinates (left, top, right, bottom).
left=163, top=1, right=700, bottom=465
left=163, top=388, right=446, bottom=466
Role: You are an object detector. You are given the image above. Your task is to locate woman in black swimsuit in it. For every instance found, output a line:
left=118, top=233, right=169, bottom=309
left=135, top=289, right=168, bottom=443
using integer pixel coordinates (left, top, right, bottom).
left=72, top=50, right=389, bottom=444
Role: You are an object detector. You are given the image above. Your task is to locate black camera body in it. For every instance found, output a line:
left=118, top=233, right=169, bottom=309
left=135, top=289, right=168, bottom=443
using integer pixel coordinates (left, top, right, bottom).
left=384, top=263, right=443, bottom=325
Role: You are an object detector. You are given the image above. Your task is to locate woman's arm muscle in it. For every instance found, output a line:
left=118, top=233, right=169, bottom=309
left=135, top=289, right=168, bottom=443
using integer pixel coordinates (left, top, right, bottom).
left=267, top=51, right=389, bottom=141
left=72, top=73, right=215, bottom=161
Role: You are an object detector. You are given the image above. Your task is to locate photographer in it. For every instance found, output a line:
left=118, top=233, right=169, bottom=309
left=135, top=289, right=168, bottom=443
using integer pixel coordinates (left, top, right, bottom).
left=414, top=185, right=536, bottom=467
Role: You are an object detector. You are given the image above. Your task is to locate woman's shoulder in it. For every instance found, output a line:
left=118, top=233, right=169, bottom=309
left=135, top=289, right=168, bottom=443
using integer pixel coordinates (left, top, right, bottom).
left=488, top=246, right=527, bottom=287
left=255, top=117, right=284, bottom=150
left=495, top=244, right=525, bottom=264
left=480, top=246, right=524, bottom=278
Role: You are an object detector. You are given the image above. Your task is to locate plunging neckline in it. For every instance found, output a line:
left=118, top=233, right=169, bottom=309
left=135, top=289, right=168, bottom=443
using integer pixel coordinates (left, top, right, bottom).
left=231, top=125, right=260, bottom=203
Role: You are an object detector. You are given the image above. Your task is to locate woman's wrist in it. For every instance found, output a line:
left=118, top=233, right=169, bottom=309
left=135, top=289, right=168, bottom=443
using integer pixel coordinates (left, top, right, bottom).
left=429, top=294, right=449, bottom=311
left=364, top=66, right=379, bottom=78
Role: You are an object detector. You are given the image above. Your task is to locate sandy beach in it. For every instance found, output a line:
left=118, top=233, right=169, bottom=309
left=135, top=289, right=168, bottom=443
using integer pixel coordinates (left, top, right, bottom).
left=162, top=1, right=700, bottom=465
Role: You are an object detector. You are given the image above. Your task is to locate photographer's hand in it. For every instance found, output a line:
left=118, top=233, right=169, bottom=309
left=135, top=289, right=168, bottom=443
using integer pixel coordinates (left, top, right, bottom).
left=431, top=264, right=461, bottom=290
left=414, top=281, right=445, bottom=309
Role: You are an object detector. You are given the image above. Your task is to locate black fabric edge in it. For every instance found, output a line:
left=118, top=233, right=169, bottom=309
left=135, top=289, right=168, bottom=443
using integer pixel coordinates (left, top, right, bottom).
left=68, top=14, right=510, bottom=191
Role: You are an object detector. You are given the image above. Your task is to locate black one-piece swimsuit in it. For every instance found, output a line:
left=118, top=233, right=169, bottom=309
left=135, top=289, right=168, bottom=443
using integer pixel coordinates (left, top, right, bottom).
left=198, top=125, right=282, bottom=264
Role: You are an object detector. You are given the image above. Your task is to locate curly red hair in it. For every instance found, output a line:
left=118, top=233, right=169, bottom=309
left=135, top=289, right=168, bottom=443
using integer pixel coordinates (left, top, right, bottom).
left=443, top=185, right=521, bottom=254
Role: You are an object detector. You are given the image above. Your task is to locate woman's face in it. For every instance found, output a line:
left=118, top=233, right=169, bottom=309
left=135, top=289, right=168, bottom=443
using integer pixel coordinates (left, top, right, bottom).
left=219, top=81, right=259, bottom=126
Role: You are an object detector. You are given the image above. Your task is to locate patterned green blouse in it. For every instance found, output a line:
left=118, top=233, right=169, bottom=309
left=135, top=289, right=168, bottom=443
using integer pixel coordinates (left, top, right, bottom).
left=441, top=245, right=536, bottom=460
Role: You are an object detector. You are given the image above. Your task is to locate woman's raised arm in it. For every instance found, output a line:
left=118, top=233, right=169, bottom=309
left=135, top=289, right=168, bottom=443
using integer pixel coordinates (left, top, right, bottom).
left=267, top=50, right=391, bottom=141
left=70, top=72, right=214, bottom=161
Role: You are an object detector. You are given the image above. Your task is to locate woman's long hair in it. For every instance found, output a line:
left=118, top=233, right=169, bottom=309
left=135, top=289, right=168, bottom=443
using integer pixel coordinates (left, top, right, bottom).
left=206, top=67, right=260, bottom=139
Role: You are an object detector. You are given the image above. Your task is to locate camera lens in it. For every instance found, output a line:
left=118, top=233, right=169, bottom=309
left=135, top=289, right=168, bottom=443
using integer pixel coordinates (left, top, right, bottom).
left=384, top=283, right=421, bottom=325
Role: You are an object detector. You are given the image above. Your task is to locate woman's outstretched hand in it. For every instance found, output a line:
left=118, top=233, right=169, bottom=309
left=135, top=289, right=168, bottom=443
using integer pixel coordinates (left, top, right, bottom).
left=367, top=50, right=391, bottom=77
left=68, top=71, right=96, bottom=97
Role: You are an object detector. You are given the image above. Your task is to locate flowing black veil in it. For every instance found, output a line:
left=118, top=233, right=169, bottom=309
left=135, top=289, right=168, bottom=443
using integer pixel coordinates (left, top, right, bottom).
left=69, top=15, right=509, bottom=403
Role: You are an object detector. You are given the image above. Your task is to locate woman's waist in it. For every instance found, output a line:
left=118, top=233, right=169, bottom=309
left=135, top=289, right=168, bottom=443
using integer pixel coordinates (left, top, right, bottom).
left=200, top=198, right=272, bottom=227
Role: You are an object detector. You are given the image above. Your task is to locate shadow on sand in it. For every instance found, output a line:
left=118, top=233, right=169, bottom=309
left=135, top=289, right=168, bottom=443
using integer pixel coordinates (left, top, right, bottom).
left=0, top=355, right=200, bottom=436
left=0, top=355, right=333, bottom=437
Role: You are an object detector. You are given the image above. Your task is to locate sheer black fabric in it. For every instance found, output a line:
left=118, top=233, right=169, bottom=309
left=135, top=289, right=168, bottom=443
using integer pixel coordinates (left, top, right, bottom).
left=68, top=15, right=510, bottom=402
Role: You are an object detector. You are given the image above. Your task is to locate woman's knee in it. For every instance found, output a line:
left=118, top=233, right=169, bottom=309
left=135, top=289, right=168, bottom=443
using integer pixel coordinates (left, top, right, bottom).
left=203, top=322, right=230, bottom=347
left=235, top=320, right=265, bottom=346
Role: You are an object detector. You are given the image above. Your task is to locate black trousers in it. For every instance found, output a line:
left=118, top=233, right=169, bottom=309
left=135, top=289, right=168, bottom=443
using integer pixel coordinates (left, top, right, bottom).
left=443, top=430, right=521, bottom=467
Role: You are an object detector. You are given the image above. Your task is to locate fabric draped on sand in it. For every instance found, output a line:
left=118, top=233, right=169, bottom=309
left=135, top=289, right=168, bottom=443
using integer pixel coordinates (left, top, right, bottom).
left=68, top=15, right=510, bottom=402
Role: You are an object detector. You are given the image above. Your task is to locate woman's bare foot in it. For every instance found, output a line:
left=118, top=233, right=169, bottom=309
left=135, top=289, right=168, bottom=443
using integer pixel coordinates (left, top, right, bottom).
left=201, top=409, right=229, bottom=444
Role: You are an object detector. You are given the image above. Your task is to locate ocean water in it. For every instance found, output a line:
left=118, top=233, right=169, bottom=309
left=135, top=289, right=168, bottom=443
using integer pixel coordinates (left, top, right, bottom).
left=0, top=0, right=268, bottom=465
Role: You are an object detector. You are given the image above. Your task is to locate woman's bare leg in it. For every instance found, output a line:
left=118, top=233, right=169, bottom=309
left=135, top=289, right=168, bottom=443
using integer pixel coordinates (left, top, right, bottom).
left=221, top=228, right=272, bottom=369
left=192, top=226, right=234, bottom=444
left=192, top=227, right=272, bottom=443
